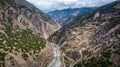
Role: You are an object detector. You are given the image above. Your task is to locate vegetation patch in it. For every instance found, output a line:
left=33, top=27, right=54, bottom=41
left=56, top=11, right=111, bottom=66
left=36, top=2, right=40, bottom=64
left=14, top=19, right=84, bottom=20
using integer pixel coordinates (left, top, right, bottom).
left=0, top=52, right=6, bottom=67
left=102, top=49, right=111, bottom=58
left=74, top=44, right=120, bottom=67
left=0, top=16, right=46, bottom=66
left=0, top=0, right=9, bottom=5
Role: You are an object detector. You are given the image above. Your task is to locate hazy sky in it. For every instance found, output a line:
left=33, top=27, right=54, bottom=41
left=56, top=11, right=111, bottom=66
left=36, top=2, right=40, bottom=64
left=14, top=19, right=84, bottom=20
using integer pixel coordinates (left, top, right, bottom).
left=26, top=0, right=116, bottom=12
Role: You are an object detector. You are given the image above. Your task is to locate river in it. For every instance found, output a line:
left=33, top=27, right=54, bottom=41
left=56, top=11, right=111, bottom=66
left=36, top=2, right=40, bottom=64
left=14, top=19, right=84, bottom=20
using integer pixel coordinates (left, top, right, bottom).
left=48, top=42, right=62, bottom=67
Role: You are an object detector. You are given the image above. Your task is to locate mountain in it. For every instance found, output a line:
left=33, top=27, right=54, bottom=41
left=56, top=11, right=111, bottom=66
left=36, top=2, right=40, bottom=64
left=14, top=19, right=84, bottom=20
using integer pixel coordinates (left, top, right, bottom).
left=48, top=7, right=95, bottom=26
left=48, top=1, right=120, bottom=67
left=0, top=0, right=60, bottom=67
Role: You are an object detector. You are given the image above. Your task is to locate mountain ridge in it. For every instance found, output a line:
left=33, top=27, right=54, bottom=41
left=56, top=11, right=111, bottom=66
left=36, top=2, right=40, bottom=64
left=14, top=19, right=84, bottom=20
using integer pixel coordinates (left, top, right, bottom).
left=0, top=0, right=60, bottom=67
left=48, top=1, right=120, bottom=67
left=48, top=7, right=95, bottom=26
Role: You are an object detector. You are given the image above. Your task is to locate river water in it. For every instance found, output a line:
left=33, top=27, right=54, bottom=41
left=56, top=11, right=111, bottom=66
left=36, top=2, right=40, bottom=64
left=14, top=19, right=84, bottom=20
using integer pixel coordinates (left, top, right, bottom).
left=48, top=42, right=62, bottom=67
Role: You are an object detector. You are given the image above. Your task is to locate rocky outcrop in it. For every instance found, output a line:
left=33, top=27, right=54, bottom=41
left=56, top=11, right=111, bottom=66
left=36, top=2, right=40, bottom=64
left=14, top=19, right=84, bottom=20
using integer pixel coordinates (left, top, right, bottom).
left=48, top=1, right=120, bottom=67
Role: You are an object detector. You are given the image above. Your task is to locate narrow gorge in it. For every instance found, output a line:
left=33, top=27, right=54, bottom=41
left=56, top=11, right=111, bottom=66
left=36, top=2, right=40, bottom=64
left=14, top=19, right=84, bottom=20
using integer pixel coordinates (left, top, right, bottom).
left=48, top=43, right=61, bottom=67
left=0, top=0, right=120, bottom=67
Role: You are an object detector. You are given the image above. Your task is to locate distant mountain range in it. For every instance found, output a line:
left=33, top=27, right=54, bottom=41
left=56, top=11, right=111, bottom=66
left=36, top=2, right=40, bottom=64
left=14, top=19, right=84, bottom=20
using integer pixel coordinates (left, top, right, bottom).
left=48, top=7, right=96, bottom=26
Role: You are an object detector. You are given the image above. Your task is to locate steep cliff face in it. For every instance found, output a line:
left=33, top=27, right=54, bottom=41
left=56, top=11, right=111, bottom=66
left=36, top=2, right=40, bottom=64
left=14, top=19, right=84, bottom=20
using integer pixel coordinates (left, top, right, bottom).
left=0, top=0, right=60, bottom=67
left=48, top=7, right=95, bottom=26
left=48, top=1, right=120, bottom=67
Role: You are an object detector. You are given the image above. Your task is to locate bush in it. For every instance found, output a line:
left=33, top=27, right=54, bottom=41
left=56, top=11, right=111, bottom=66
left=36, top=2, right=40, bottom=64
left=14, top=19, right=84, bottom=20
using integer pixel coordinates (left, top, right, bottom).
left=102, top=49, right=111, bottom=58
left=22, top=53, right=28, bottom=60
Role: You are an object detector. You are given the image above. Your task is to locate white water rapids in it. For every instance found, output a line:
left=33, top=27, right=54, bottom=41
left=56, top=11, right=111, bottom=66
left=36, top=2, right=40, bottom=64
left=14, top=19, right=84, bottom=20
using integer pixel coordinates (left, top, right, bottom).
left=48, top=42, right=62, bottom=67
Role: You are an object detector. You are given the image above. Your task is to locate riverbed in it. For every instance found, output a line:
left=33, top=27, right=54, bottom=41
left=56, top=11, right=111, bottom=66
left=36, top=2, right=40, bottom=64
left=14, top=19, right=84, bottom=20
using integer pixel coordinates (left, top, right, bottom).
left=48, top=42, right=62, bottom=67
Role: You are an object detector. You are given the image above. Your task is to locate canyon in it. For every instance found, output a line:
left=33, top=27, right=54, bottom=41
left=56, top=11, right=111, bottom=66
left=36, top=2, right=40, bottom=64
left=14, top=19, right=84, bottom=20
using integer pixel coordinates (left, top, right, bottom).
left=0, top=0, right=120, bottom=67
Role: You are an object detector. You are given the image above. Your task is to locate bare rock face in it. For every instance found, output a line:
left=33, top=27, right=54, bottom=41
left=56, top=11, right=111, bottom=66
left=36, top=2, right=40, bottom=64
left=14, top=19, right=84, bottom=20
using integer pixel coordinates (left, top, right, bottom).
left=0, top=0, right=60, bottom=38
left=0, top=0, right=60, bottom=67
left=48, top=1, right=120, bottom=67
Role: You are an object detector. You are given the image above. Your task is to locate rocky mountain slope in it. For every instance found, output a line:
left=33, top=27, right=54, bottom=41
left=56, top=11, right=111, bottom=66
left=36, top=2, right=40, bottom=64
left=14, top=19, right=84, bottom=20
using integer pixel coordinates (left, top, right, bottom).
left=48, top=1, right=120, bottom=67
left=0, top=0, right=60, bottom=67
left=48, top=7, right=95, bottom=26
